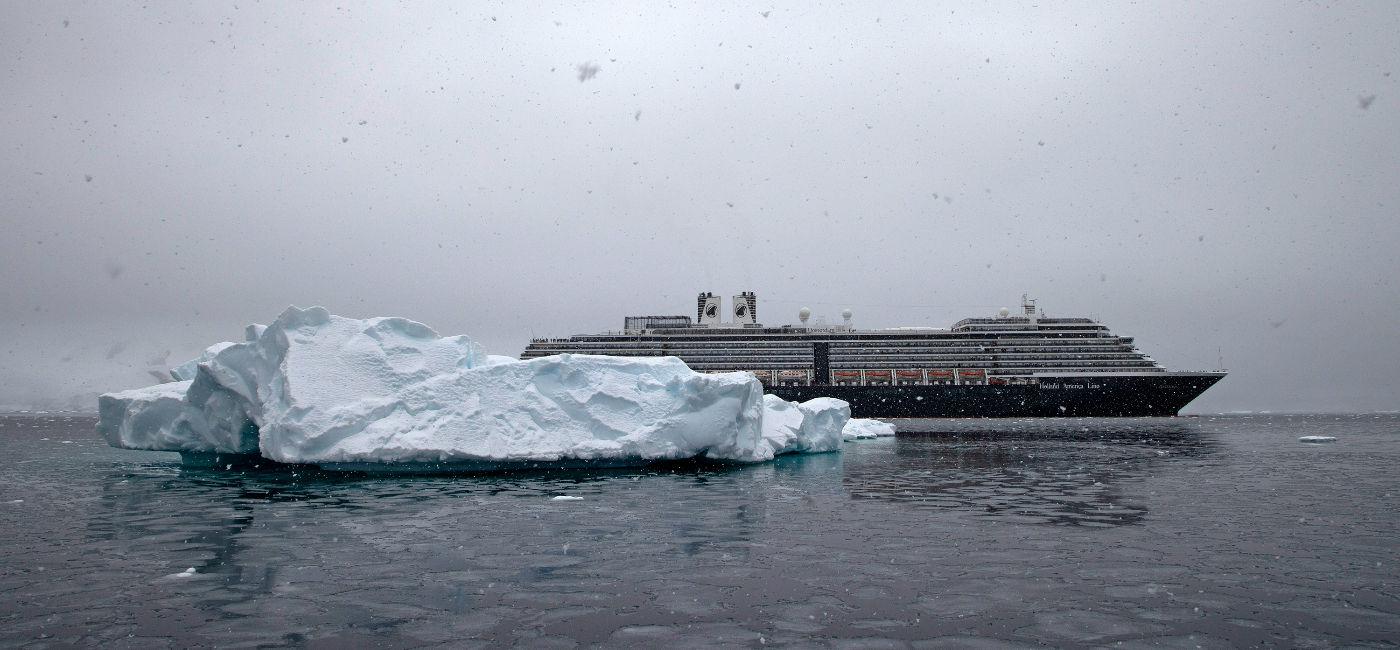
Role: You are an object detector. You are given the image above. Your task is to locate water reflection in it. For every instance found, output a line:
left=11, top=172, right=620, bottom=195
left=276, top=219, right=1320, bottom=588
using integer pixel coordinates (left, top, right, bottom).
left=76, top=455, right=781, bottom=642
left=842, top=418, right=1219, bottom=526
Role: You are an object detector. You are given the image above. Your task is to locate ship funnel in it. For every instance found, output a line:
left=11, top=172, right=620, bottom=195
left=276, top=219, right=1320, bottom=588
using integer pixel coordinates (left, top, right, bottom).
left=697, top=292, right=721, bottom=327
left=733, top=292, right=757, bottom=325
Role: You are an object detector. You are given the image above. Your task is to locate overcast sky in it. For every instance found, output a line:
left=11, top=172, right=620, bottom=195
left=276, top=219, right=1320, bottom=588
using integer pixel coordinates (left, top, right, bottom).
left=2, top=1, right=1397, bottom=413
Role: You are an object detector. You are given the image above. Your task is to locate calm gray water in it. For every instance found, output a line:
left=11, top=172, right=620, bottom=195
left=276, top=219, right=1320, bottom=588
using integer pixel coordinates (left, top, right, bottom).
left=2, top=414, right=1397, bottom=648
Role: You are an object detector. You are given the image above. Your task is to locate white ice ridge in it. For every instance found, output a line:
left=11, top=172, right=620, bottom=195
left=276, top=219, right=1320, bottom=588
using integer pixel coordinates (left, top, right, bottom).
left=98, top=306, right=857, bottom=468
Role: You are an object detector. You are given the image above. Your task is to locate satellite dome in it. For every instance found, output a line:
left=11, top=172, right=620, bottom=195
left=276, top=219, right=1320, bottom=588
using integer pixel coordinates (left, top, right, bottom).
left=841, top=308, right=852, bottom=320
left=999, top=307, right=1009, bottom=318
left=798, top=307, right=811, bottom=324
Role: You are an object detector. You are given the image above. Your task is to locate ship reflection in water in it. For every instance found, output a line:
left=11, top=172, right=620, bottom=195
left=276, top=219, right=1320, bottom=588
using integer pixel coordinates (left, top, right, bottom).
left=841, top=418, right=1218, bottom=527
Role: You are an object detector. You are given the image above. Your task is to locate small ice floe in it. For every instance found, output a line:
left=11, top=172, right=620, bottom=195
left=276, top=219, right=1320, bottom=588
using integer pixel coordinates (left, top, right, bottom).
left=1299, top=436, right=1337, bottom=443
left=8, top=499, right=23, bottom=504
left=168, top=567, right=197, bottom=579
left=551, top=495, right=584, bottom=501
left=842, top=418, right=894, bottom=440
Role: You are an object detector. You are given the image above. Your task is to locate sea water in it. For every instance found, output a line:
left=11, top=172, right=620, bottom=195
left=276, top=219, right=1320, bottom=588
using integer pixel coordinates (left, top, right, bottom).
left=1, top=413, right=1396, bottom=647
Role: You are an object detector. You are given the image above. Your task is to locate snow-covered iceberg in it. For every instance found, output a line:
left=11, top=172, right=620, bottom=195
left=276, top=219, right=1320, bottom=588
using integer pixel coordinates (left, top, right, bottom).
left=99, top=306, right=859, bottom=470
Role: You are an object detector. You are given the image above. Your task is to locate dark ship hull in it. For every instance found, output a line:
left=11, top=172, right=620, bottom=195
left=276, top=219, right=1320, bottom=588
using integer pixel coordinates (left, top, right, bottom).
left=766, top=372, right=1225, bottom=418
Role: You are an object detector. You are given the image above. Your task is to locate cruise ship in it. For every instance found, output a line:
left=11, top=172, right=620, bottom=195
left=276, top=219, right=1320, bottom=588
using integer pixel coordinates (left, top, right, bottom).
left=520, top=292, right=1226, bottom=418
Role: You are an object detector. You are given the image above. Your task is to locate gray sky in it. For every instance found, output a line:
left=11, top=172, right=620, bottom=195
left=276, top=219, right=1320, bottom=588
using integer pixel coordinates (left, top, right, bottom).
left=2, top=1, right=1397, bottom=413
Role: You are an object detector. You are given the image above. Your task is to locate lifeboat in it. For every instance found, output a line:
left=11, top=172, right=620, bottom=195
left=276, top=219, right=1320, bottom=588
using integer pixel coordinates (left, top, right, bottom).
left=896, top=371, right=923, bottom=377
left=864, top=370, right=893, bottom=385
left=832, top=370, right=861, bottom=385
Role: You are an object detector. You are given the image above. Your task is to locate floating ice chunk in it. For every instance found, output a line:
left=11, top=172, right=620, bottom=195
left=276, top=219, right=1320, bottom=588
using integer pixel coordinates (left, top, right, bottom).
left=165, top=567, right=197, bottom=579
left=1299, top=436, right=1337, bottom=443
left=551, top=495, right=584, bottom=501
left=842, top=418, right=895, bottom=440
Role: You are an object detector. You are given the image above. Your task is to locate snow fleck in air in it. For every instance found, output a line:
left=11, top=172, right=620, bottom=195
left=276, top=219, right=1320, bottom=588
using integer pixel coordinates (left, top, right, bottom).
left=577, top=62, right=600, bottom=82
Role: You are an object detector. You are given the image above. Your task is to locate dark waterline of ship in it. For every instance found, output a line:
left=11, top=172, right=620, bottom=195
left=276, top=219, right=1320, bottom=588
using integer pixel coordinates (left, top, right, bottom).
left=2, top=413, right=1396, bottom=647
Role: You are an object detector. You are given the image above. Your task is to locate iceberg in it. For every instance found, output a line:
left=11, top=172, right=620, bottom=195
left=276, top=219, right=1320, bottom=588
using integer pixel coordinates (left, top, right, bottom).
left=98, top=307, right=862, bottom=470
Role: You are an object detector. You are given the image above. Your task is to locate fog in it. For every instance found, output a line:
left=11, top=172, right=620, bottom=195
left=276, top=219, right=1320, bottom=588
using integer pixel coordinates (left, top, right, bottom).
left=2, top=2, right=1397, bottom=413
